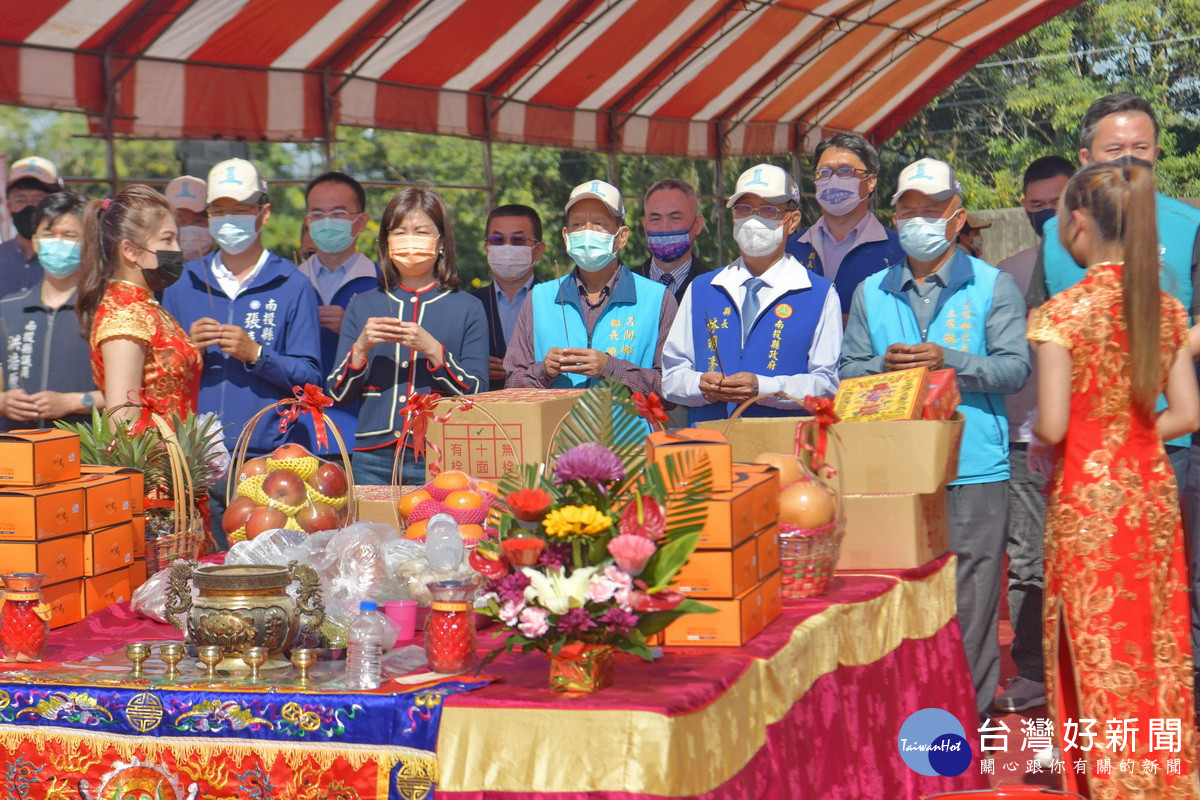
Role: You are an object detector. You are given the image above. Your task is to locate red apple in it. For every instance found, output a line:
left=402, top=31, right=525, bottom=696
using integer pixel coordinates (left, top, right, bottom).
left=222, top=495, right=258, bottom=534
left=296, top=500, right=341, bottom=534
left=306, top=462, right=348, bottom=499
left=245, top=506, right=287, bottom=540
left=262, top=469, right=307, bottom=507
left=272, top=443, right=313, bottom=461
left=237, top=456, right=270, bottom=483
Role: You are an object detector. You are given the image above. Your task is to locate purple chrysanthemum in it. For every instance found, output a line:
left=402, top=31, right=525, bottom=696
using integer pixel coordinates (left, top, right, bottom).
left=556, top=607, right=598, bottom=635
left=597, top=606, right=638, bottom=635
left=495, top=570, right=531, bottom=605
left=554, top=442, right=626, bottom=484
left=537, top=542, right=572, bottom=570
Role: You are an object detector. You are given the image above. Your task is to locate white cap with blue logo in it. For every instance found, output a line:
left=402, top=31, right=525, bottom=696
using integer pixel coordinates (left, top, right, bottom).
left=891, top=157, right=962, bottom=205
left=565, top=179, right=626, bottom=220
left=726, top=163, right=799, bottom=208
left=207, top=158, right=268, bottom=204
left=165, top=176, right=207, bottom=213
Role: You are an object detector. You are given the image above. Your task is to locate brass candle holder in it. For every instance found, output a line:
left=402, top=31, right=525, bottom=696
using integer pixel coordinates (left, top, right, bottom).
left=242, top=646, right=268, bottom=681
left=159, top=643, right=184, bottom=679
left=290, top=648, right=317, bottom=684
left=126, top=642, right=151, bottom=678
left=197, top=645, right=224, bottom=679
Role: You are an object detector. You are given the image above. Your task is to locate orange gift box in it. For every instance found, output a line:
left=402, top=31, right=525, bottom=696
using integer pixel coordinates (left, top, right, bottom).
left=0, top=483, right=87, bottom=541
left=131, top=515, right=145, bottom=558
left=84, top=521, right=135, bottom=577
left=664, top=571, right=782, bottom=647
left=0, top=533, right=83, bottom=585
left=84, top=566, right=132, bottom=616
left=43, top=578, right=83, bottom=629
left=756, top=524, right=780, bottom=580
left=0, top=429, right=81, bottom=486
left=674, top=533, right=759, bottom=599
left=922, top=368, right=961, bottom=421
left=646, top=429, right=733, bottom=492
left=129, top=558, right=148, bottom=591
left=60, top=474, right=134, bottom=530
left=81, top=465, right=145, bottom=510
left=834, top=368, right=928, bottom=422
left=687, top=465, right=779, bottom=549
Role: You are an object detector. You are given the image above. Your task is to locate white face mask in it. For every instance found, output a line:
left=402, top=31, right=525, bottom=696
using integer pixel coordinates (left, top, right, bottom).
left=815, top=176, right=864, bottom=216
left=178, top=225, right=214, bottom=261
left=487, top=244, right=534, bottom=281
left=734, top=216, right=786, bottom=258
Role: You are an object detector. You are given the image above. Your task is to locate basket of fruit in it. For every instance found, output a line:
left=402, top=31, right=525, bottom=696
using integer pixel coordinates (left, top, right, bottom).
left=396, top=470, right=502, bottom=543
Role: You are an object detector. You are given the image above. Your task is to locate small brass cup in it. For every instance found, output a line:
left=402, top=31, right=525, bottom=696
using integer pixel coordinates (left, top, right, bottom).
left=197, top=645, right=224, bottom=679
left=126, top=642, right=151, bottom=678
left=290, top=648, right=317, bottom=683
left=242, top=646, right=268, bottom=681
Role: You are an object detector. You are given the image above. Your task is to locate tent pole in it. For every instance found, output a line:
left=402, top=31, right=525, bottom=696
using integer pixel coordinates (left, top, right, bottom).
left=102, top=48, right=118, bottom=196
left=714, top=122, right=725, bottom=267
left=481, top=138, right=496, bottom=211
left=321, top=70, right=334, bottom=171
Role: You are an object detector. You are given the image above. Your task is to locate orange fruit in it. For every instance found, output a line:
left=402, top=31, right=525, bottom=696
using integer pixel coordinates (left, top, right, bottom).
left=443, top=490, right=485, bottom=511
left=397, top=488, right=432, bottom=521
left=475, top=479, right=501, bottom=498
left=403, top=518, right=428, bottom=540
left=459, top=523, right=485, bottom=541
left=431, top=471, right=472, bottom=492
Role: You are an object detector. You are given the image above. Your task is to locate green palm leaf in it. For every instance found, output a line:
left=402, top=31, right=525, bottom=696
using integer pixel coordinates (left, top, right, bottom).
left=548, top=378, right=647, bottom=475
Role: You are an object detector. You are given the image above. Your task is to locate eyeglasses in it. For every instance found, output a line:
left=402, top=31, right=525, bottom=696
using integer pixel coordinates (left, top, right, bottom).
left=732, top=204, right=790, bottom=221
left=485, top=235, right=539, bottom=247
left=209, top=205, right=262, bottom=218
left=815, top=166, right=871, bottom=180
left=304, top=210, right=360, bottom=221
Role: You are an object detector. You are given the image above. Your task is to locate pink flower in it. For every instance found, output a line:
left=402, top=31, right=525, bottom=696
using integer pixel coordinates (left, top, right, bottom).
left=518, top=606, right=550, bottom=638
left=604, top=565, right=634, bottom=608
left=498, top=599, right=525, bottom=626
left=587, top=574, right=619, bottom=604
left=607, top=534, right=656, bottom=576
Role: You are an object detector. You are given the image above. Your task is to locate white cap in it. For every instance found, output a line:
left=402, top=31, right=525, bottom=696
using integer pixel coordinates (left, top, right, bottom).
left=206, top=158, right=268, bottom=204
left=891, top=157, right=962, bottom=205
left=726, top=163, right=799, bottom=207
left=8, top=156, right=63, bottom=192
left=164, top=176, right=207, bottom=213
left=565, top=179, right=625, bottom=220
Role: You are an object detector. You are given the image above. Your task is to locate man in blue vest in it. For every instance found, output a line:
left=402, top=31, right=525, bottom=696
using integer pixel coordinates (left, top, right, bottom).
left=787, top=133, right=905, bottom=317
left=663, top=163, right=841, bottom=422
left=505, top=180, right=676, bottom=395
left=842, top=157, right=1031, bottom=717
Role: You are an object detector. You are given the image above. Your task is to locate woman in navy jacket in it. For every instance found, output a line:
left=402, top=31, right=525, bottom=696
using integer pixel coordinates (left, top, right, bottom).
left=328, top=187, right=488, bottom=485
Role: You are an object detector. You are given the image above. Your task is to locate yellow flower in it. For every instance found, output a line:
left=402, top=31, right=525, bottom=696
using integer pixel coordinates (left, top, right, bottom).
left=542, top=505, right=613, bottom=538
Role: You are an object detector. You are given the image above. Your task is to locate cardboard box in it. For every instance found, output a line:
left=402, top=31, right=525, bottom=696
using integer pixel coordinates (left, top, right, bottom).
left=62, top=474, right=134, bottom=530
left=922, top=369, right=961, bottom=421
left=131, top=515, right=145, bottom=558
left=699, top=413, right=964, bottom=495
left=425, top=388, right=584, bottom=481
left=84, top=521, right=135, bottom=576
left=840, top=487, right=949, bottom=570
left=834, top=368, right=927, bottom=422
left=664, top=570, right=781, bottom=647
left=0, top=533, right=84, bottom=584
left=646, top=429, right=733, bottom=492
left=43, top=578, right=83, bottom=629
left=0, top=483, right=87, bottom=541
left=688, top=466, right=780, bottom=549
left=353, top=484, right=406, bottom=529
left=81, top=465, right=145, bottom=509
left=674, top=533, right=759, bottom=598
left=0, top=429, right=80, bottom=486
left=129, top=558, right=148, bottom=590
left=756, top=524, right=780, bottom=581
left=83, top=566, right=132, bottom=616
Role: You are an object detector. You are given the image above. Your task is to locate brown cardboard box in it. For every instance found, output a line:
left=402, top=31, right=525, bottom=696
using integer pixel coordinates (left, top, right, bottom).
left=0, top=533, right=84, bottom=584
left=646, top=429, right=733, bottom=492
left=81, top=465, right=145, bottom=509
left=689, top=466, right=779, bottom=549
left=674, top=533, right=759, bottom=599
left=131, top=515, right=145, bottom=558
left=353, top=484, right=406, bottom=529
left=0, top=483, right=87, bottom=541
left=84, top=566, right=132, bottom=615
left=130, top=558, right=148, bottom=590
left=839, top=487, right=949, bottom=570
left=0, top=429, right=81, bottom=486
left=64, top=474, right=134, bottom=530
left=425, top=388, right=584, bottom=481
left=84, top=521, right=136, bottom=576
left=43, top=578, right=83, bottom=629
left=756, top=524, right=780, bottom=581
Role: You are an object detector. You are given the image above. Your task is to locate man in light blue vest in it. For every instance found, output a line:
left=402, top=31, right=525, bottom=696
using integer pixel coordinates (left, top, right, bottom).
left=504, top=180, right=676, bottom=395
left=842, top=157, right=1031, bottom=717
left=662, top=163, right=841, bottom=422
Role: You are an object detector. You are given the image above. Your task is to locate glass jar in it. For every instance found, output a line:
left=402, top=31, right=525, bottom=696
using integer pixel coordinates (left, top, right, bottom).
left=0, top=573, right=51, bottom=663
left=424, top=580, right=475, bottom=673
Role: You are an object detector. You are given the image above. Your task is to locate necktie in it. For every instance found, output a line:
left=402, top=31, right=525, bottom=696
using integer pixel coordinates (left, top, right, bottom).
left=741, top=277, right=765, bottom=345
left=658, top=273, right=674, bottom=287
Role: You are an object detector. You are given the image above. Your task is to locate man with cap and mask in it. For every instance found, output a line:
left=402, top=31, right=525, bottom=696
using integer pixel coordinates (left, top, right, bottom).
left=841, top=157, right=1030, bottom=718
left=957, top=213, right=991, bottom=260
left=635, top=179, right=709, bottom=304
left=162, top=158, right=321, bottom=530
left=164, top=176, right=214, bottom=263
left=663, top=163, right=841, bottom=422
left=787, top=133, right=905, bottom=316
left=0, top=157, right=64, bottom=297
left=505, top=180, right=676, bottom=393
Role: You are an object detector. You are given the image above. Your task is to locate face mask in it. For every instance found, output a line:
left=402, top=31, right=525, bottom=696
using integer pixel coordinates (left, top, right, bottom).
left=1027, top=208, right=1055, bottom=238
left=815, top=176, right=864, bottom=217
left=143, top=249, right=185, bottom=292
left=11, top=206, right=37, bottom=240
left=388, top=234, right=440, bottom=277
left=38, top=238, right=82, bottom=277
left=646, top=228, right=693, bottom=263
left=566, top=230, right=618, bottom=272
left=897, top=216, right=955, bottom=262
left=209, top=214, right=259, bottom=255
left=178, top=225, right=213, bottom=261
left=487, top=244, right=534, bottom=281
left=733, top=216, right=786, bottom=258
left=309, top=217, right=356, bottom=254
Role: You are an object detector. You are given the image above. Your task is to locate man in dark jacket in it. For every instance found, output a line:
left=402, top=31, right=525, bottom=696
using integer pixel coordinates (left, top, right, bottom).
left=473, top=204, right=542, bottom=388
left=634, top=178, right=708, bottom=304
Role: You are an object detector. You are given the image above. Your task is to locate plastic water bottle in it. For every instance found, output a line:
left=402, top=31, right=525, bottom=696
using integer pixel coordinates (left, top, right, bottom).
left=345, top=600, right=387, bottom=689
left=425, top=513, right=464, bottom=571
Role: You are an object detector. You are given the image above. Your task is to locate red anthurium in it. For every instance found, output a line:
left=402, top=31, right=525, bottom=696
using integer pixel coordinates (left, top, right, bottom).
left=628, top=584, right=687, bottom=612
left=469, top=547, right=510, bottom=580
left=618, top=494, right=666, bottom=542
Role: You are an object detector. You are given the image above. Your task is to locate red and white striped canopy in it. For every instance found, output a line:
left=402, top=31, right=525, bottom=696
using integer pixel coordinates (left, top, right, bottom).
left=0, top=0, right=1081, bottom=157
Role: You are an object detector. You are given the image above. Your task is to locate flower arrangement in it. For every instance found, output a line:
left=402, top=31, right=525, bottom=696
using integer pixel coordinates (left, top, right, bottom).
left=472, top=380, right=715, bottom=665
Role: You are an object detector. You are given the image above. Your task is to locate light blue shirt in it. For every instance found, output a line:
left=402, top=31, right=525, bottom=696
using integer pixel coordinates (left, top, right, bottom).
left=494, top=278, right=533, bottom=343
left=298, top=252, right=378, bottom=305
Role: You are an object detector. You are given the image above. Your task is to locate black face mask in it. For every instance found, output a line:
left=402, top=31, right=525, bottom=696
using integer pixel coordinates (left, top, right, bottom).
left=11, top=206, right=36, bottom=240
left=1027, top=208, right=1056, bottom=239
left=142, top=250, right=185, bottom=293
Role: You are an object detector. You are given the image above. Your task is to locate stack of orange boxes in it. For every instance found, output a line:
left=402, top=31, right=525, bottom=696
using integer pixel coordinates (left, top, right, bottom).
left=645, top=430, right=783, bottom=647
left=0, top=430, right=145, bottom=629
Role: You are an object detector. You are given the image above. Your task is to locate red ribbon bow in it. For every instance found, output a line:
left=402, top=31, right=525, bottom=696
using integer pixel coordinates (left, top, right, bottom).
left=398, top=392, right=475, bottom=463
left=796, top=395, right=840, bottom=475
left=127, top=390, right=169, bottom=435
left=277, top=384, right=335, bottom=448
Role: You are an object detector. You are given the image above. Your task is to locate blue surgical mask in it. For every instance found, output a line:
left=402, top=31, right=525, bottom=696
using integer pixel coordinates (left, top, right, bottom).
left=646, top=228, right=692, bottom=263
left=1027, top=208, right=1055, bottom=238
left=38, top=238, right=82, bottom=277
left=308, top=217, right=356, bottom=254
left=209, top=214, right=259, bottom=255
left=566, top=230, right=618, bottom=272
left=897, top=216, right=954, bottom=262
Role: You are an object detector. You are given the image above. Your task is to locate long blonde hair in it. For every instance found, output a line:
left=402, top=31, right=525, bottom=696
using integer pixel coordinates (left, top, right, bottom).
left=1059, top=159, right=1160, bottom=416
